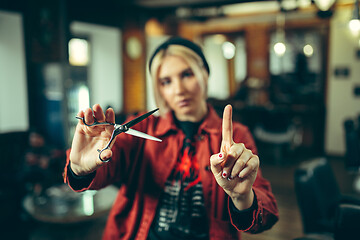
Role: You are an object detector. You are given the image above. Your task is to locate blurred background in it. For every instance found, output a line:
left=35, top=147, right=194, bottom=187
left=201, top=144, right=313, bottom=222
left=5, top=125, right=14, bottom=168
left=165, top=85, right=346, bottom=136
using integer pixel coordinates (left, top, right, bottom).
left=1, top=0, right=360, bottom=239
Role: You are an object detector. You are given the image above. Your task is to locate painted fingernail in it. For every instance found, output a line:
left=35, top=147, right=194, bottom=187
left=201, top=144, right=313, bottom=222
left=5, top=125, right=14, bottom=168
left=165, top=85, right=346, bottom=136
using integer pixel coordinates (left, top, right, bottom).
left=222, top=171, right=227, bottom=178
left=218, top=153, right=224, bottom=159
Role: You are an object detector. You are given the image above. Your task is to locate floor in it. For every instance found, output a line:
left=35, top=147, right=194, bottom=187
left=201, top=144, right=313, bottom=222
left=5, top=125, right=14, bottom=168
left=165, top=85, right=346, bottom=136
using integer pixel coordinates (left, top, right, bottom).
left=7, top=154, right=358, bottom=240
left=243, top=155, right=358, bottom=240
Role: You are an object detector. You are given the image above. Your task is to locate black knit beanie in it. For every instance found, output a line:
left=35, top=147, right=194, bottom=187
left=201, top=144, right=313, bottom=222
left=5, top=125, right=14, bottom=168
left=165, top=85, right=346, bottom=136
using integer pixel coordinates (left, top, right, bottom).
left=148, top=36, right=210, bottom=74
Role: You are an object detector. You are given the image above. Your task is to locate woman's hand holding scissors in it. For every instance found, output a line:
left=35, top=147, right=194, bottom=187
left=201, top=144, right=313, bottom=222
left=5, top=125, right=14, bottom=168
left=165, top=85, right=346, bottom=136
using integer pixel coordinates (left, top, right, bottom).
left=69, top=104, right=161, bottom=176
left=70, top=104, right=115, bottom=176
left=210, top=105, right=260, bottom=210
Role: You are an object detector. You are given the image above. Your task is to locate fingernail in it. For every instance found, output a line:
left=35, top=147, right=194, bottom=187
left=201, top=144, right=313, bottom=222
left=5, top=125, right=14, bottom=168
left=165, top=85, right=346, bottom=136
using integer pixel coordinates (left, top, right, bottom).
left=227, top=176, right=234, bottom=181
left=222, top=171, right=227, bottom=178
left=218, top=153, right=224, bottom=159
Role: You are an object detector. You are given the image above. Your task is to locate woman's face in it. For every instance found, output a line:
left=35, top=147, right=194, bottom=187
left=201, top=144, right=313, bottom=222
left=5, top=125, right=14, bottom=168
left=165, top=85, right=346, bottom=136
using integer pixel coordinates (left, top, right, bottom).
left=158, top=55, right=207, bottom=122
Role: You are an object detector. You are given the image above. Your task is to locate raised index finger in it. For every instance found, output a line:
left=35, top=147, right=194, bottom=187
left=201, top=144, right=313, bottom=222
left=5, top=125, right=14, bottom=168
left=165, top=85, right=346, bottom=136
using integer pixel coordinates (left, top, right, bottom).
left=222, top=104, right=234, bottom=151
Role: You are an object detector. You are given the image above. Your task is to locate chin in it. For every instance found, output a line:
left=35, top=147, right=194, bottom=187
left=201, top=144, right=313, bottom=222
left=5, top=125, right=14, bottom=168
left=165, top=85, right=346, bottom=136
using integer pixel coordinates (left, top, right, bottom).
left=176, top=109, right=199, bottom=121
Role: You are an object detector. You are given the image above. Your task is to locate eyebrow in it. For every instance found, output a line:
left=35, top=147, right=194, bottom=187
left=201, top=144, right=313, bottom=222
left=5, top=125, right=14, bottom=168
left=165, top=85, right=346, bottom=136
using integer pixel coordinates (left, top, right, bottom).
left=182, top=67, right=193, bottom=74
left=158, top=67, right=193, bottom=80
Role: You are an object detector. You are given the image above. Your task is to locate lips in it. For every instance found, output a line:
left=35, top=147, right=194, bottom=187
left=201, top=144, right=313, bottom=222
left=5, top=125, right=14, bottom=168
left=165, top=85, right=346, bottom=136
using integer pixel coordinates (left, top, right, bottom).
left=177, top=99, right=191, bottom=107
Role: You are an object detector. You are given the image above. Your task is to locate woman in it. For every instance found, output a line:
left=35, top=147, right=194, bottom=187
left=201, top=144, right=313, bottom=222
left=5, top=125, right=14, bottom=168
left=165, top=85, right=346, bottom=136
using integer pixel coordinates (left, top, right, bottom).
left=64, top=37, right=278, bottom=239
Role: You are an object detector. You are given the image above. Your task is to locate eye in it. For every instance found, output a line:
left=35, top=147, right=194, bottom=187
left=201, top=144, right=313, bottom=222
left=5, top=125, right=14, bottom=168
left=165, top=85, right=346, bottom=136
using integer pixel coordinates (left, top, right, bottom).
left=181, top=69, right=194, bottom=79
left=159, top=78, right=171, bottom=86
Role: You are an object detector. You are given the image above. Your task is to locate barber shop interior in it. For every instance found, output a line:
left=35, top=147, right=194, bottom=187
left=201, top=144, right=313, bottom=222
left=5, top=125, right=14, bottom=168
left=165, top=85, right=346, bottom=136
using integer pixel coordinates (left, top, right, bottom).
left=1, top=0, right=360, bottom=239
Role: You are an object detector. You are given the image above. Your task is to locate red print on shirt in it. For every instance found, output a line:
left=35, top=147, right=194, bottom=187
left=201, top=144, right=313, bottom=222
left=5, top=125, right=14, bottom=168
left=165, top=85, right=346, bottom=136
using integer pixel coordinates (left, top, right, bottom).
left=174, top=147, right=201, bottom=191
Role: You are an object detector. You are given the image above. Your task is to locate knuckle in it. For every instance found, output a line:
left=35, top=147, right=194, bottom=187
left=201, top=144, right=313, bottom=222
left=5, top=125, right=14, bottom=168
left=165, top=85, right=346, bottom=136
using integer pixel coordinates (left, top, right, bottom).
left=231, top=144, right=243, bottom=156
left=239, top=159, right=247, bottom=168
left=250, top=156, right=260, bottom=168
left=239, top=143, right=245, bottom=150
left=252, top=154, right=260, bottom=162
left=248, top=161, right=255, bottom=169
left=244, top=148, right=252, bottom=155
left=239, top=149, right=252, bottom=161
left=227, top=149, right=237, bottom=159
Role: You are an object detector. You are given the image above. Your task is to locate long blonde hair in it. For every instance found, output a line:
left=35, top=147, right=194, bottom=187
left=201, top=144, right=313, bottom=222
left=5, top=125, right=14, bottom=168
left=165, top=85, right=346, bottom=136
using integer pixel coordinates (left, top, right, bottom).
left=149, top=44, right=209, bottom=116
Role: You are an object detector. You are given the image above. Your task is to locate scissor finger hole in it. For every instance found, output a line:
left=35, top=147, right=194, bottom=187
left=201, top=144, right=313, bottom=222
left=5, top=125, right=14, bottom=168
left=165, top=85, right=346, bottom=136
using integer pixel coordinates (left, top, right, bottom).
left=97, top=148, right=111, bottom=162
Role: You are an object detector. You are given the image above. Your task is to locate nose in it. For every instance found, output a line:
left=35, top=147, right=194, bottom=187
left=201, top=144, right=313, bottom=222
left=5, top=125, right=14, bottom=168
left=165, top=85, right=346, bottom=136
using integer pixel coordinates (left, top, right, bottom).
left=173, top=78, right=185, bottom=95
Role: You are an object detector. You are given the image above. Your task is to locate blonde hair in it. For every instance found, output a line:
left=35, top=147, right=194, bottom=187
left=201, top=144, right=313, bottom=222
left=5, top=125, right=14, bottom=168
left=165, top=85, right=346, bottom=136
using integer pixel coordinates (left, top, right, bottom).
left=149, top=45, right=209, bottom=116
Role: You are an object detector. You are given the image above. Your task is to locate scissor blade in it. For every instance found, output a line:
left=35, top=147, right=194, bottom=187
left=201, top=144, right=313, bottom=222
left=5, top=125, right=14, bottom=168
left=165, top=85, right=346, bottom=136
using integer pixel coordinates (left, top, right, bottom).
left=123, top=108, right=159, bottom=128
left=125, top=128, right=162, bottom=142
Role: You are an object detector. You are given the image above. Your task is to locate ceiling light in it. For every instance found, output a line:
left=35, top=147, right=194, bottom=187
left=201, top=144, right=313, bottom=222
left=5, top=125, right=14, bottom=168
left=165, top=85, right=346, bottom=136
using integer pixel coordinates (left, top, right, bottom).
left=303, top=44, right=314, bottom=57
left=280, top=0, right=298, bottom=11
left=313, top=0, right=336, bottom=11
left=222, top=41, right=236, bottom=59
left=274, top=42, right=286, bottom=56
left=349, top=0, right=360, bottom=35
left=349, top=19, right=360, bottom=33
left=298, top=0, right=312, bottom=8
left=273, top=13, right=286, bottom=57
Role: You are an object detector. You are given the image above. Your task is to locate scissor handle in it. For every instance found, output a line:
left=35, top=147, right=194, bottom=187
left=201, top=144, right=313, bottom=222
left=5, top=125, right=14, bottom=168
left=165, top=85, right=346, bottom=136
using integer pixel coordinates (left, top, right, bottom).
left=97, top=148, right=111, bottom=162
left=76, top=116, right=115, bottom=127
left=96, top=127, right=124, bottom=162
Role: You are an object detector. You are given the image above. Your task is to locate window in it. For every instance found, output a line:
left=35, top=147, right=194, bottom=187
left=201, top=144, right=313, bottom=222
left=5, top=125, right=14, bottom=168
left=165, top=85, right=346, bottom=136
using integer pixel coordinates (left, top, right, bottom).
left=269, top=28, right=325, bottom=104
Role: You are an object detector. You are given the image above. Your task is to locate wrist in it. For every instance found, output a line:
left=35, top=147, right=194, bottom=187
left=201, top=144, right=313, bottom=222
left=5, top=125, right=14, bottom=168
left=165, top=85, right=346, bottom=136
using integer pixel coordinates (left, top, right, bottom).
left=230, top=190, right=254, bottom=211
left=69, top=161, right=88, bottom=176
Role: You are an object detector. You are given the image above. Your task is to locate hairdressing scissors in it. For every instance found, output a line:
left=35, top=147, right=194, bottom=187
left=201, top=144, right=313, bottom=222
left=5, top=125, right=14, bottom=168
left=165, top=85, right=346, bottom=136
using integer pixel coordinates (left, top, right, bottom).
left=76, top=108, right=162, bottom=162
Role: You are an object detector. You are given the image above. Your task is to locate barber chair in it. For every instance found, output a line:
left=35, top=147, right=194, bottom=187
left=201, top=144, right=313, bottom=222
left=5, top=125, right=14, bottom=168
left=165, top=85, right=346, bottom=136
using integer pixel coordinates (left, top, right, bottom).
left=343, top=118, right=360, bottom=194
left=294, top=158, right=360, bottom=240
left=343, top=119, right=360, bottom=172
left=253, top=107, right=299, bottom=165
